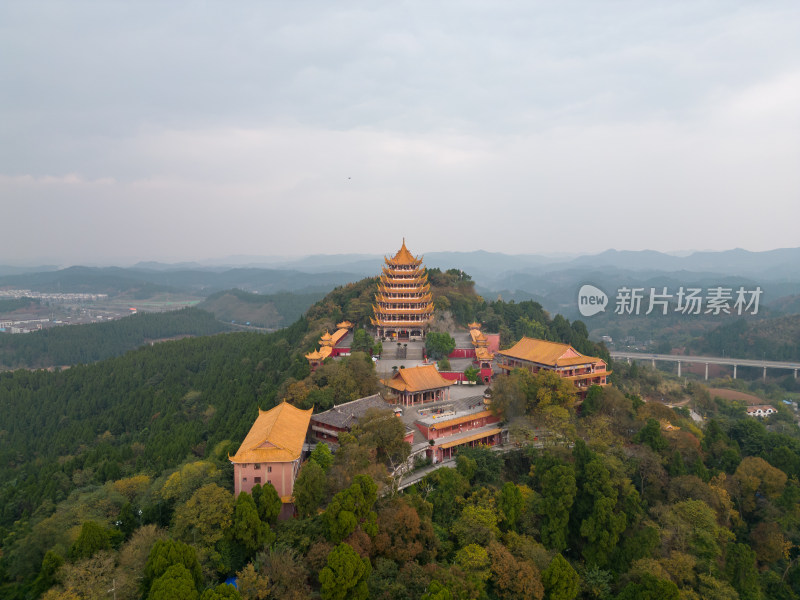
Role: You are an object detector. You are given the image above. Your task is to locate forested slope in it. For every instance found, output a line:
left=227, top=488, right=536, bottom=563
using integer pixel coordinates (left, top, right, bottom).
left=0, top=308, right=230, bottom=369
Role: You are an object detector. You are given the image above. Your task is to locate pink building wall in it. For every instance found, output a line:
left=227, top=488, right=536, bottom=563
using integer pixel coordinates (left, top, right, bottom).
left=234, top=459, right=299, bottom=498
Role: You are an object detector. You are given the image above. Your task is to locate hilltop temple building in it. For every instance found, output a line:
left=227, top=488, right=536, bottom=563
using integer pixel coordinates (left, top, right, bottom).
left=230, top=401, right=313, bottom=518
left=371, top=240, right=433, bottom=341
left=496, top=337, right=610, bottom=399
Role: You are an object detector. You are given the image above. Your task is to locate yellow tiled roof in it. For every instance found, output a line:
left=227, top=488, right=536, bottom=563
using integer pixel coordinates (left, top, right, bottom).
left=386, top=239, right=422, bottom=266
left=231, top=402, right=313, bottom=464
left=498, top=337, right=603, bottom=368
left=330, top=328, right=349, bottom=346
left=468, top=322, right=481, bottom=329
left=336, top=321, right=353, bottom=329
left=475, top=347, right=494, bottom=361
left=382, top=365, right=455, bottom=393
left=438, top=428, right=502, bottom=449
left=430, top=410, right=496, bottom=430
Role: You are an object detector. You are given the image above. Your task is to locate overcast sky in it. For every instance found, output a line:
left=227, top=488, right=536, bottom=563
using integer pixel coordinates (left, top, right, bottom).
left=2, top=1, right=799, bottom=265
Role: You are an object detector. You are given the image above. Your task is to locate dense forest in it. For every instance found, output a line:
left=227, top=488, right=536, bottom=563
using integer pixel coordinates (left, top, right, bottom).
left=695, top=315, right=800, bottom=362
left=199, top=289, right=324, bottom=329
left=0, top=308, right=230, bottom=369
left=6, top=272, right=798, bottom=598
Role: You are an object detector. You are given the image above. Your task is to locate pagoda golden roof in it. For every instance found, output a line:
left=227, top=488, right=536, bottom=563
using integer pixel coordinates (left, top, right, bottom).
left=385, top=239, right=422, bottom=266
left=468, top=322, right=481, bottom=330
left=230, top=402, right=313, bottom=464
left=336, top=321, right=353, bottom=329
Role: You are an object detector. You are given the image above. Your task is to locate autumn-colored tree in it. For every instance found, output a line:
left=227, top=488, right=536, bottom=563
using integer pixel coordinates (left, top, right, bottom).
left=318, top=543, right=371, bottom=600
left=373, top=498, right=437, bottom=563
left=114, top=524, right=168, bottom=600
left=750, top=521, right=787, bottom=564
left=489, top=541, right=544, bottom=600
left=730, top=456, right=787, bottom=515
left=173, top=483, right=234, bottom=572
left=254, top=546, right=311, bottom=600
left=235, top=563, right=271, bottom=600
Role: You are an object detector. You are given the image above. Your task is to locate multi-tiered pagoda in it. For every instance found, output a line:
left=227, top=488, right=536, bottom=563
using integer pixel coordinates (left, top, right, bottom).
left=371, top=240, right=434, bottom=340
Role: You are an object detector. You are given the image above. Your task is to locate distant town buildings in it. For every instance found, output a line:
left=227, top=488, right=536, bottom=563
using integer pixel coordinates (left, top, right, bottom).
left=371, top=240, right=433, bottom=341
left=0, top=289, right=108, bottom=302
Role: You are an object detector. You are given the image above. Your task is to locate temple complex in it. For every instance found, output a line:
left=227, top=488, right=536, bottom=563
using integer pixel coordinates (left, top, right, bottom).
left=496, top=337, right=610, bottom=399
left=371, top=240, right=433, bottom=341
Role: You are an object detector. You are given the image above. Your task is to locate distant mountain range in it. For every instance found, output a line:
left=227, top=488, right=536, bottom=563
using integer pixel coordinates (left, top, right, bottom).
left=3, top=247, right=800, bottom=319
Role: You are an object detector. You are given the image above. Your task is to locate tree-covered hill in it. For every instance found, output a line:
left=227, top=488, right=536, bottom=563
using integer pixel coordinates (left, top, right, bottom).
left=693, top=314, right=800, bottom=362
left=0, top=308, right=230, bottom=369
left=199, top=289, right=323, bottom=329
left=0, top=318, right=311, bottom=530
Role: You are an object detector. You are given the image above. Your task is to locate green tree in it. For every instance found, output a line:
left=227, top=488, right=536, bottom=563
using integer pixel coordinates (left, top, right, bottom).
left=537, top=464, right=577, bottom=551
left=310, top=443, right=334, bottom=471
left=251, top=483, right=281, bottom=527
left=422, top=580, right=453, bottom=600
left=615, top=574, right=679, bottom=600
left=425, top=332, right=456, bottom=360
left=200, top=583, right=242, bottom=599
left=143, top=539, right=203, bottom=594
left=294, top=460, right=327, bottom=517
left=634, top=419, right=668, bottom=453
left=148, top=564, right=199, bottom=600
left=724, top=543, right=762, bottom=600
left=542, top=554, right=579, bottom=600
left=323, top=474, right=378, bottom=543
left=70, top=521, right=111, bottom=560
left=497, top=482, right=524, bottom=531
left=318, top=543, right=371, bottom=600
left=232, top=492, right=273, bottom=554
left=579, top=458, right=626, bottom=566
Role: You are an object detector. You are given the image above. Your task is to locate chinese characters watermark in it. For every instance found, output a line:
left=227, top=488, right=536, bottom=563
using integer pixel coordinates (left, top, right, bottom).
left=613, top=286, right=762, bottom=316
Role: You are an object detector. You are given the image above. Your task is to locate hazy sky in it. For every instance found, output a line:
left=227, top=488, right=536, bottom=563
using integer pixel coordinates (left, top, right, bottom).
left=2, top=1, right=799, bottom=265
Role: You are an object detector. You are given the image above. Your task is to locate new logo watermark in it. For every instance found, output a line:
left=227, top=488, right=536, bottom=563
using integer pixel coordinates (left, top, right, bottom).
left=578, top=285, right=608, bottom=317
left=577, top=285, right=762, bottom=317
